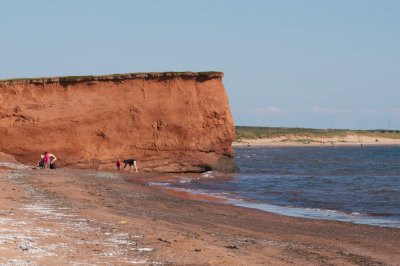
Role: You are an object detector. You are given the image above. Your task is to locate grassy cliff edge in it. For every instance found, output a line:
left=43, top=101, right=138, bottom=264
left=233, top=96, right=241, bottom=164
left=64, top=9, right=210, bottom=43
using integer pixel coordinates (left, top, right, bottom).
left=235, top=126, right=400, bottom=142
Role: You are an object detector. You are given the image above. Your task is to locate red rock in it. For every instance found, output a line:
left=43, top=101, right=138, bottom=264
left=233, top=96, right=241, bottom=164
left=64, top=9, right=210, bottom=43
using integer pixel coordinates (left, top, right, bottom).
left=0, top=72, right=236, bottom=172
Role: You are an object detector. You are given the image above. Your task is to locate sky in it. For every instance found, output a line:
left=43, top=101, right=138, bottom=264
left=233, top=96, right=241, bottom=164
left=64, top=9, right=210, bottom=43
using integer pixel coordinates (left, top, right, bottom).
left=1, top=0, right=399, bottom=129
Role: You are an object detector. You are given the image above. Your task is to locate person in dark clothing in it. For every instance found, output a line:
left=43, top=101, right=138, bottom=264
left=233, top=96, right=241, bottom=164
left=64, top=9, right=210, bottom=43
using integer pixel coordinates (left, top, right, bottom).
left=123, top=159, right=138, bottom=173
left=36, top=152, right=57, bottom=169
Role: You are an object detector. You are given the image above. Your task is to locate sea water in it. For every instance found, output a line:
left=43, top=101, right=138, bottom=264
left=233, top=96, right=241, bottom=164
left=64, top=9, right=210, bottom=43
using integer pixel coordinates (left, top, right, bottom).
left=151, top=146, right=400, bottom=228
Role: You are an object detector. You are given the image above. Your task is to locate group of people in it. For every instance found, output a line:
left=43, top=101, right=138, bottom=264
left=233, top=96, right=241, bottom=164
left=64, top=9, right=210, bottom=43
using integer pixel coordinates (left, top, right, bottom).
left=36, top=152, right=138, bottom=173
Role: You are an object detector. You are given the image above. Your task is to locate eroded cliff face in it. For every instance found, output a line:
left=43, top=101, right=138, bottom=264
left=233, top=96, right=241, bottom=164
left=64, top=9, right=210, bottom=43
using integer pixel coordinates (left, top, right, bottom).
left=0, top=72, right=236, bottom=172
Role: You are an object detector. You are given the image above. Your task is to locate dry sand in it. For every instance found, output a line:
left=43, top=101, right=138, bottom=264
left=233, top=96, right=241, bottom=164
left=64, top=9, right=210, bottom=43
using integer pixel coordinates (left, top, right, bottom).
left=234, top=135, right=400, bottom=147
left=0, top=163, right=399, bottom=265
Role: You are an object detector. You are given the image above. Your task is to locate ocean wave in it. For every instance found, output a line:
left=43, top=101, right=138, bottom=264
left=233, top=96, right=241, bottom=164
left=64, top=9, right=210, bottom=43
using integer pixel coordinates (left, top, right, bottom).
left=232, top=201, right=400, bottom=229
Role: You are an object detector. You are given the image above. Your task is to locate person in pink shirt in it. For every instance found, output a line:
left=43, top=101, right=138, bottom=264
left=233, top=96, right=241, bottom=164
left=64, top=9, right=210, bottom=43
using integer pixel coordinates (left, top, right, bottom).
left=38, top=151, right=57, bottom=169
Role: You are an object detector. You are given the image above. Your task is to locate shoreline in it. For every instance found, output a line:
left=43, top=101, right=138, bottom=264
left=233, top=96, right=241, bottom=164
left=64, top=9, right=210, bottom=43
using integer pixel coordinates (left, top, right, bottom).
left=233, top=135, right=400, bottom=147
left=0, top=164, right=399, bottom=264
left=142, top=177, right=400, bottom=229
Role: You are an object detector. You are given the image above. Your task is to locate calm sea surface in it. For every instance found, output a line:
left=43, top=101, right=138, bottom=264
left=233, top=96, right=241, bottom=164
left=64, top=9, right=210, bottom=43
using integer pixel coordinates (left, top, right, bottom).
left=151, top=146, right=400, bottom=228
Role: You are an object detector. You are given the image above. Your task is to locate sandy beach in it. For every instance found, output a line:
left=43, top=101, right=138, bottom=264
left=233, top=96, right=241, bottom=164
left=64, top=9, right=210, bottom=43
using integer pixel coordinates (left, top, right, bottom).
left=234, top=135, right=400, bottom=147
left=0, top=163, right=399, bottom=265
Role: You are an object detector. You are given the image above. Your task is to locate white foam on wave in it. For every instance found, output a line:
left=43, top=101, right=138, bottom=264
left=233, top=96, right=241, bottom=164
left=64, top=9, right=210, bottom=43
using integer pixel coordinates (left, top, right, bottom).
left=147, top=182, right=170, bottom=186
left=232, top=201, right=400, bottom=229
left=201, top=171, right=214, bottom=179
left=147, top=185, right=235, bottom=203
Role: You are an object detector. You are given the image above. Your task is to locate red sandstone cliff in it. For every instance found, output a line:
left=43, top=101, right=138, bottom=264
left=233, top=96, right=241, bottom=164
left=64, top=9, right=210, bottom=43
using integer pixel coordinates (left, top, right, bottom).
left=0, top=72, right=236, bottom=172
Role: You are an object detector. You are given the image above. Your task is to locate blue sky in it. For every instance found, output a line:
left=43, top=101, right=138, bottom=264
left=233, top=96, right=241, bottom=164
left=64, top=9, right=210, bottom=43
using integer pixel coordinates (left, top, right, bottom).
left=1, top=1, right=399, bottom=129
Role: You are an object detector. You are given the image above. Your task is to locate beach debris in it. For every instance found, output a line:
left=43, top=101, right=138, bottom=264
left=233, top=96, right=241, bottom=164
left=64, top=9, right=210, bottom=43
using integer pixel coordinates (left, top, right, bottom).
left=194, top=248, right=201, bottom=252
left=224, top=245, right=239, bottom=249
left=0, top=162, right=29, bottom=170
left=18, top=239, right=34, bottom=251
left=137, top=247, right=154, bottom=252
left=19, top=245, right=29, bottom=251
left=157, top=238, right=171, bottom=244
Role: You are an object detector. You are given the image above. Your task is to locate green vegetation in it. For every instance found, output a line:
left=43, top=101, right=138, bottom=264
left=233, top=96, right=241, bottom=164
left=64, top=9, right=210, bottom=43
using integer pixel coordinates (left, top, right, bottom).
left=0, top=71, right=222, bottom=84
left=197, top=71, right=222, bottom=77
left=60, top=75, right=95, bottom=81
left=235, top=126, right=400, bottom=141
left=0, top=75, right=95, bottom=83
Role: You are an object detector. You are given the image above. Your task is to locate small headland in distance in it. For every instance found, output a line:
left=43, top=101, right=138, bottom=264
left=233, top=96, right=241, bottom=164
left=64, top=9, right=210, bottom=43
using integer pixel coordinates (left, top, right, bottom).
left=234, top=126, right=400, bottom=147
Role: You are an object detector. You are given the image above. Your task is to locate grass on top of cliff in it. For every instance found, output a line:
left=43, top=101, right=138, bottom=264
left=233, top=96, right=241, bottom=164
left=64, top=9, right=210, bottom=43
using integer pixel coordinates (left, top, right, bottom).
left=0, top=71, right=222, bottom=83
left=0, top=75, right=95, bottom=82
left=235, top=126, right=400, bottom=141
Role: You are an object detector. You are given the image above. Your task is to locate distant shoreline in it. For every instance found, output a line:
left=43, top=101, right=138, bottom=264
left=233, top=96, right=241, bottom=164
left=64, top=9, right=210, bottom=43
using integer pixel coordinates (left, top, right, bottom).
left=233, top=135, right=400, bottom=147
left=234, top=126, right=400, bottom=147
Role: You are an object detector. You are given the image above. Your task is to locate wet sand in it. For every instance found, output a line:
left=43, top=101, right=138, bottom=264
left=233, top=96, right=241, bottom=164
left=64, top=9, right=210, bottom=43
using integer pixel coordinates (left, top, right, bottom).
left=0, top=165, right=399, bottom=265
